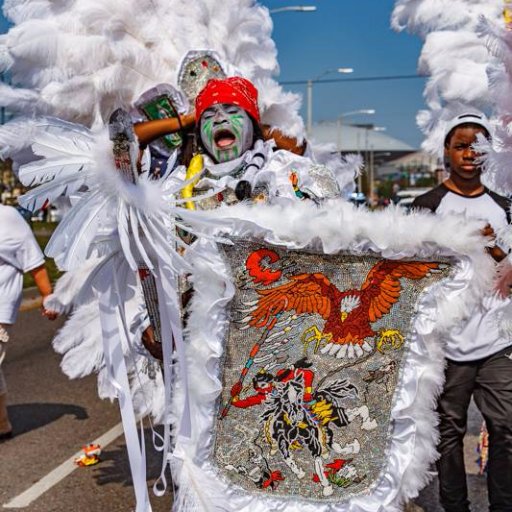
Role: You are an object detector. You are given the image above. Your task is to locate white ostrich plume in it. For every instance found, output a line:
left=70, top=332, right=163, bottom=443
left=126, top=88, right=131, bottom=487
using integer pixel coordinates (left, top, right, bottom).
left=392, top=0, right=504, bottom=156
left=0, top=0, right=304, bottom=138
left=471, top=12, right=512, bottom=195
left=392, top=0, right=503, bottom=37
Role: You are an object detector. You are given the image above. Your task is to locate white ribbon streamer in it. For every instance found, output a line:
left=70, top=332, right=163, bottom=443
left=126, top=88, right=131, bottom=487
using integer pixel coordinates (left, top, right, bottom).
left=152, top=261, right=192, bottom=497
left=95, top=262, right=152, bottom=512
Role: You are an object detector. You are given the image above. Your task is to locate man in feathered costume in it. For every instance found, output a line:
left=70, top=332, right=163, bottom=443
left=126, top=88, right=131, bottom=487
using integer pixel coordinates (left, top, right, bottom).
left=0, top=2, right=506, bottom=511
left=183, top=76, right=341, bottom=206
left=138, top=74, right=343, bottom=360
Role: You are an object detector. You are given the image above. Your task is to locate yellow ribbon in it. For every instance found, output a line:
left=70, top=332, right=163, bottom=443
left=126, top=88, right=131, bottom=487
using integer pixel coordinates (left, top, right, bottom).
left=505, top=0, right=512, bottom=26
left=181, top=154, right=203, bottom=210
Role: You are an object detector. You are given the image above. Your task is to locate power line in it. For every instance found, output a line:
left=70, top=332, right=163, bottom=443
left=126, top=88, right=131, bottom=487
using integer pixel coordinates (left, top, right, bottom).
left=279, top=74, right=424, bottom=86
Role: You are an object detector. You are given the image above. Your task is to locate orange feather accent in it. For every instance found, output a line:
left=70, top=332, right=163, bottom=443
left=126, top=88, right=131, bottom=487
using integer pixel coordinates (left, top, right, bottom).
left=246, top=249, right=282, bottom=285
left=249, top=274, right=334, bottom=328
left=361, top=260, right=438, bottom=321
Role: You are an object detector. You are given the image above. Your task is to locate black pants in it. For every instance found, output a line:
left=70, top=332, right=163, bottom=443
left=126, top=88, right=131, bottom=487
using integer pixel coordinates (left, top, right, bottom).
left=437, top=346, right=512, bottom=512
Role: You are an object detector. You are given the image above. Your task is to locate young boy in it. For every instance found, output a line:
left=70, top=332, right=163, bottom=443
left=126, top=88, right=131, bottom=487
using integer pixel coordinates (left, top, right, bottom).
left=412, top=113, right=512, bottom=512
left=0, top=204, right=57, bottom=441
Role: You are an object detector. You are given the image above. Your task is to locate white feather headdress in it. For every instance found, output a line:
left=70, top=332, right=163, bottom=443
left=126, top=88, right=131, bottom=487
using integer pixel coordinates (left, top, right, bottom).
left=0, top=0, right=304, bottom=137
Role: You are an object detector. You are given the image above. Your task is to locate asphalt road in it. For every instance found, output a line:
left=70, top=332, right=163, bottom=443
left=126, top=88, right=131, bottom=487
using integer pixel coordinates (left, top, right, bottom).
left=0, top=306, right=172, bottom=512
left=1, top=304, right=489, bottom=512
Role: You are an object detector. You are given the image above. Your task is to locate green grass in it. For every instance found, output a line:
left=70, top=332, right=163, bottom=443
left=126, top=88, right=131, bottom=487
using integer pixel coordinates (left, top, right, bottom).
left=23, top=223, right=61, bottom=289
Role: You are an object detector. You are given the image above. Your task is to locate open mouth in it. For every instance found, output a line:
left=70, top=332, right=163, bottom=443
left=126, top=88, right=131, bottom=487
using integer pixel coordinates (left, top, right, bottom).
left=214, top=129, right=236, bottom=149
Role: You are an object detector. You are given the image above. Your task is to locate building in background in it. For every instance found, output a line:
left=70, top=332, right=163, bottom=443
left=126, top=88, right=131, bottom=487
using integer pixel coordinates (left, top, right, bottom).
left=310, top=121, right=437, bottom=204
left=0, top=159, right=23, bottom=205
left=311, top=121, right=415, bottom=156
left=377, top=150, right=440, bottom=186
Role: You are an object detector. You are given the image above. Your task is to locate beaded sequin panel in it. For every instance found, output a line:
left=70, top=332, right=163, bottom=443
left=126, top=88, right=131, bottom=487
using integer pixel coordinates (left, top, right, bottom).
left=213, top=241, right=452, bottom=501
left=178, top=53, right=226, bottom=104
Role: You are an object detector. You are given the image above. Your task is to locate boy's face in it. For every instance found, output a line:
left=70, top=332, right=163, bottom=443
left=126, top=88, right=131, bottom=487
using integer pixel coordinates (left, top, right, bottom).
left=444, top=125, right=487, bottom=182
left=199, top=103, right=254, bottom=163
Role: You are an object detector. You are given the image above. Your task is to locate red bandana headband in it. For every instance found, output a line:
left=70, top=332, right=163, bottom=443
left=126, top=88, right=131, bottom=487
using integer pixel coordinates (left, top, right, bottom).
left=195, top=76, right=260, bottom=124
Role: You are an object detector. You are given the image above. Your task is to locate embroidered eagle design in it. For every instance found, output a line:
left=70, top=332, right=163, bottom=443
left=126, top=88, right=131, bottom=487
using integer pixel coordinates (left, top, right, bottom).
left=247, top=256, right=439, bottom=358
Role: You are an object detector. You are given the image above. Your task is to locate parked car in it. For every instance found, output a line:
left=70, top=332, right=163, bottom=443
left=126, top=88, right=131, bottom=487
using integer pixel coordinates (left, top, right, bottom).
left=349, top=192, right=367, bottom=207
left=395, top=188, right=431, bottom=211
left=48, top=206, right=63, bottom=223
left=30, top=209, right=45, bottom=222
left=28, top=207, right=61, bottom=222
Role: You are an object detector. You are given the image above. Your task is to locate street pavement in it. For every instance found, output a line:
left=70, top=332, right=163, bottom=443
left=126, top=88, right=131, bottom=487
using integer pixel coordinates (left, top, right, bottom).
left=413, top=400, right=489, bottom=511
left=1, top=305, right=172, bottom=512
left=1, top=302, right=489, bottom=511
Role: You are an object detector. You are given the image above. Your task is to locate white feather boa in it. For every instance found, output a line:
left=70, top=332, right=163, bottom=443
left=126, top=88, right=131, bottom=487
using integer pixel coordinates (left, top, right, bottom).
left=170, top=200, right=493, bottom=512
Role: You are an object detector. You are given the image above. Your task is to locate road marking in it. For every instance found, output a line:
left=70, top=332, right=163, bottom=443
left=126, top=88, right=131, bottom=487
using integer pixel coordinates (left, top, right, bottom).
left=3, top=422, right=125, bottom=509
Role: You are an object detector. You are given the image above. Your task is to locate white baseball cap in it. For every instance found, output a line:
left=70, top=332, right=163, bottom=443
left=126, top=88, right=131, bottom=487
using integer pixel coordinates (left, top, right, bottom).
left=444, top=113, right=492, bottom=143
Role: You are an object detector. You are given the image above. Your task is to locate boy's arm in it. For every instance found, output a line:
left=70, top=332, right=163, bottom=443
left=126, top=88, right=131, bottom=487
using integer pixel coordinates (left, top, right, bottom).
left=29, top=264, right=58, bottom=319
left=482, top=225, right=507, bottom=262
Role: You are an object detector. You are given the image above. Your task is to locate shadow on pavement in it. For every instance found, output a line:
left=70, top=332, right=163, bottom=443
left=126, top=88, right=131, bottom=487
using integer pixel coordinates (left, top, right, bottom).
left=415, top=474, right=489, bottom=511
left=8, top=402, right=88, bottom=435
left=92, top=443, right=174, bottom=512
left=92, top=427, right=167, bottom=488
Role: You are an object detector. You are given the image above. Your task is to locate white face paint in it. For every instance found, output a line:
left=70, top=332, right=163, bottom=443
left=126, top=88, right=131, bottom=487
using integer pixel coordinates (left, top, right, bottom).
left=199, top=104, right=254, bottom=163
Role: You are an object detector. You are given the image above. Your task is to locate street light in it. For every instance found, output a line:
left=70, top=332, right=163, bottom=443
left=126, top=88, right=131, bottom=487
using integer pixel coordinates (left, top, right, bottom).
left=367, top=127, right=387, bottom=205
left=269, top=6, right=317, bottom=13
left=306, top=67, right=354, bottom=136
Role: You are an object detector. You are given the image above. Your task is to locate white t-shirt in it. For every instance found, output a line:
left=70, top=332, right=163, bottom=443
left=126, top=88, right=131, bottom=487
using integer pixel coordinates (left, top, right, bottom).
left=0, top=205, right=45, bottom=324
left=413, top=184, right=512, bottom=361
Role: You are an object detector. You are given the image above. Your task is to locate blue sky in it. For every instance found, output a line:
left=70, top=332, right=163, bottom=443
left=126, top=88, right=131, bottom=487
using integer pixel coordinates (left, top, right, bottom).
left=0, top=1, right=426, bottom=148
left=261, top=0, right=426, bottom=147
left=0, top=12, right=8, bottom=33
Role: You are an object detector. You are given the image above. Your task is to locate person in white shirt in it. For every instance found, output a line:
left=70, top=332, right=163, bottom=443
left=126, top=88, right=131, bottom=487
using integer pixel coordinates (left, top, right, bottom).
left=0, top=204, right=57, bottom=441
left=413, top=113, right=512, bottom=512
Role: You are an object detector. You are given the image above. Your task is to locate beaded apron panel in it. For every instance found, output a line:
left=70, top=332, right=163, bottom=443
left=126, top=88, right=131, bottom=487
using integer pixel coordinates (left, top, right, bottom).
left=213, top=241, right=452, bottom=501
